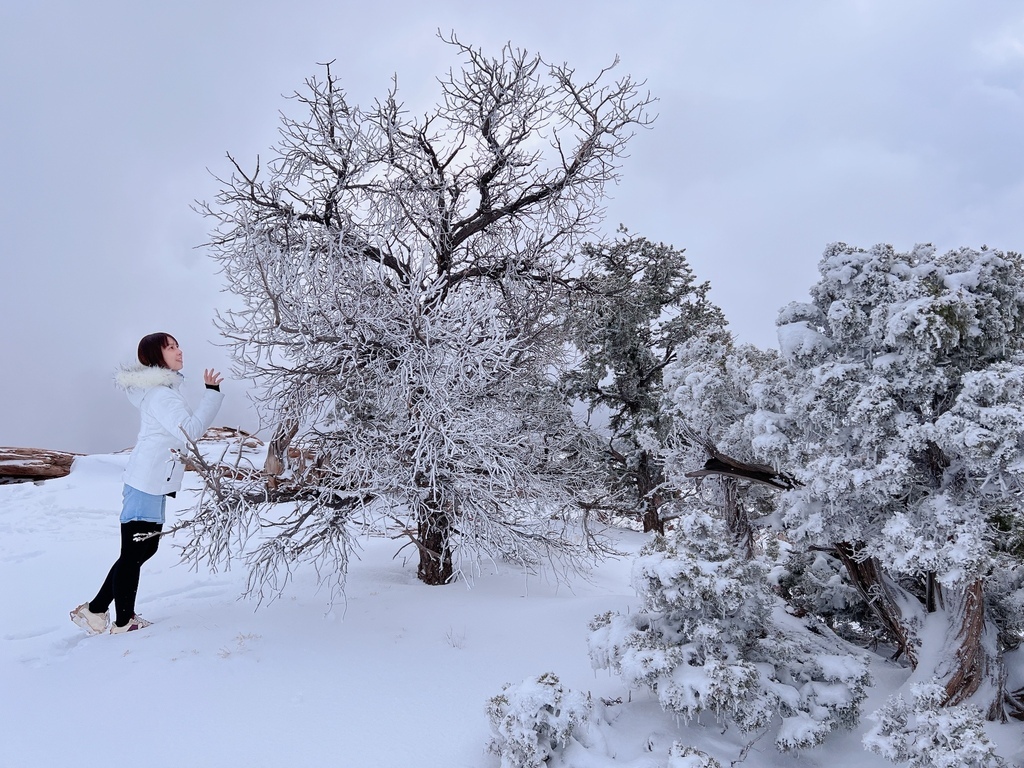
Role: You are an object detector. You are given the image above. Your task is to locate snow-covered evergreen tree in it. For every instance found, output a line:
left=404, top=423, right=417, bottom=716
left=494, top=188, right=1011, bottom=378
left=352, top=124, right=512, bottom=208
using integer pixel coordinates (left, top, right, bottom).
left=564, top=232, right=726, bottom=533
left=667, top=742, right=722, bottom=768
left=192, top=36, right=653, bottom=587
left=663, top=332, right=885, bottom=644
left=486, top=673, right=593, bottom=768
left=588, top=510, right=871, bottom=751
left=773, top=243, right=1024, bottom=719
left=661, top=332, right=790, bottom=553
left=864, top=682, right=1008, bottom=767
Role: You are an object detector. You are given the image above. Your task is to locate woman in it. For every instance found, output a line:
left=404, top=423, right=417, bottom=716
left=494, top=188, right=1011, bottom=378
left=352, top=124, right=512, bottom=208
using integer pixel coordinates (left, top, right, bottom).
left=70, top=332, right=224, bottom=634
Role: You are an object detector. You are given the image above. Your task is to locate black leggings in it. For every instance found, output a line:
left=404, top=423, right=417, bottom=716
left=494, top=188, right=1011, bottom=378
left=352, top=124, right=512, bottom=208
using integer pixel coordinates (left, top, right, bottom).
left=89, top=521, right=162, bottom=627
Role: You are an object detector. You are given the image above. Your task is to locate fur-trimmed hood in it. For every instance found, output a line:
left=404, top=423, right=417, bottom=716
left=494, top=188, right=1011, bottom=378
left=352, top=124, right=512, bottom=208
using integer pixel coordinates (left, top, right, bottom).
left=114, top=364, right=183, bottom=392
left=115, top=364, right=184, bottom=409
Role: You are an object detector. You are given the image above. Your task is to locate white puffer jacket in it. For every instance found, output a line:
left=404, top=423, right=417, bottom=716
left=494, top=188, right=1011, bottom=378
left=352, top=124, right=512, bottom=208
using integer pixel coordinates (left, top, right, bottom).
left=115, top=364, right=224, bottom=495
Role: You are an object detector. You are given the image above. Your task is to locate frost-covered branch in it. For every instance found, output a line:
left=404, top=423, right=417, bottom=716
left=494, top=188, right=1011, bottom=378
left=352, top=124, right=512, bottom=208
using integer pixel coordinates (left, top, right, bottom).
left=194, top=35, right=647, bottom=585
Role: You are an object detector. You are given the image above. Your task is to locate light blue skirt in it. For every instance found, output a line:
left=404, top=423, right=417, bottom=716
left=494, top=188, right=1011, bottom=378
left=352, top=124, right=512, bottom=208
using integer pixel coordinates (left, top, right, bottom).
left=119, top=484, right=167, bottom=524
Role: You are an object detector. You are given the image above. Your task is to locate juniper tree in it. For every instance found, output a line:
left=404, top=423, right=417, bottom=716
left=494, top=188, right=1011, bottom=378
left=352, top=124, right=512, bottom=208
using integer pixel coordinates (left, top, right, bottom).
left=661, top=331, right=789, bottom=555
left=193, top=35, right=653, bottom=587
left=564, top=232, right=725, bottom=533
left=772, top=243, right=1024, bottom=721
left=588, top=509, right=871, bottom=751
left=584, top=242, right=1023, bottom=765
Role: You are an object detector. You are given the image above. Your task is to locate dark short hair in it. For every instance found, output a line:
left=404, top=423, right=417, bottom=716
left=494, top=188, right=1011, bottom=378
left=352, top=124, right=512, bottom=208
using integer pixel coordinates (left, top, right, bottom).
left=137, top=333, right=178, bottom=368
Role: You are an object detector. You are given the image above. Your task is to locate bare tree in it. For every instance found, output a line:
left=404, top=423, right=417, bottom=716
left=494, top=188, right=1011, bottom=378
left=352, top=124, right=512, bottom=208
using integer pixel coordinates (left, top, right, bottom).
left=192, top=34, right=652, bottom=588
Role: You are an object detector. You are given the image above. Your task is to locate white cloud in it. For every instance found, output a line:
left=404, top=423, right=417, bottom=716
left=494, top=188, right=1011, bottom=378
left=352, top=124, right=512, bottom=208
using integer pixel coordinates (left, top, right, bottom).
left=3, top=0, right=1024, bottom=452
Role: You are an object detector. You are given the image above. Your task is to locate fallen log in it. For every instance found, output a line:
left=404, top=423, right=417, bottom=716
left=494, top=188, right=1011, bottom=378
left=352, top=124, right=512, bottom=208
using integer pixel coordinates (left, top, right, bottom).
left=0, top=447, right=81, bottom=483
left=2, top=427, right=259, bottom=484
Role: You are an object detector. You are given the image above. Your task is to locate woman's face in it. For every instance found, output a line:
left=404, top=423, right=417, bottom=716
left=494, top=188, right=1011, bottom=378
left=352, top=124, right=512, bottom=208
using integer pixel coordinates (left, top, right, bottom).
left=162, top=339, right=183, bottom=371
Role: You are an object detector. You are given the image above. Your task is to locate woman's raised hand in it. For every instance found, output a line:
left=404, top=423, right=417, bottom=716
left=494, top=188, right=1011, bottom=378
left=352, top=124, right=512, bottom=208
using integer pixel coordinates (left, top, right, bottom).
left=203, top=369, right=224, bottom=387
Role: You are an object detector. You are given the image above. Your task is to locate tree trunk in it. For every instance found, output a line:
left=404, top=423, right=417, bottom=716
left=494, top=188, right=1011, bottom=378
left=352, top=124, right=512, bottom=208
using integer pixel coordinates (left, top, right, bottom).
left=263, top=420, right=299, bottom=490
left=833, top=542, right=921, bottom=666
left=636, top=451, right=665, bottom=535
left=929, top=579, right=1021, bottom=721
left=416, top=497, right=454, bottom=586
left=834, top=546, right=1023, bottom=721
left=722, top=477, right=754, bottom=559
left=640, top=493, right=664, bottom=535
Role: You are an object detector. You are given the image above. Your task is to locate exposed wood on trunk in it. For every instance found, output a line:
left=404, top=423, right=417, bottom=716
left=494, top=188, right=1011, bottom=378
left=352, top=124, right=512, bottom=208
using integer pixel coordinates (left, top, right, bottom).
left=679, top=433, right=787, bottom=553
left=722, top=477, right=754, bottom=559
left=833, top=542, right=918, bottom=666
left=1008, top=687, right=1024, bottom=721
left=679, top=426, right=798, bottom=490
left=264, top=420, right=299, bottom=489
left=685, top=453, right=799, bottom=490
left=605, top=443, right=666, bottom=534
left=939, top=580, right=1009, bottom=721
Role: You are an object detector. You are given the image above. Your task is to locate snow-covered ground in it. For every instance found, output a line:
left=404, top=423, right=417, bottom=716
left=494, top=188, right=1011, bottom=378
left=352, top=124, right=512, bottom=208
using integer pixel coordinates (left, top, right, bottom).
left=2, top=452, right=1021, bottom=767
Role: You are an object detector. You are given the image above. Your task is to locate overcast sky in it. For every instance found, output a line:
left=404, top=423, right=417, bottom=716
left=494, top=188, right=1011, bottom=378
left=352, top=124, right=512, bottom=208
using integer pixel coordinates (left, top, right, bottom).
left=3, top=1, right=1024, bottom=454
